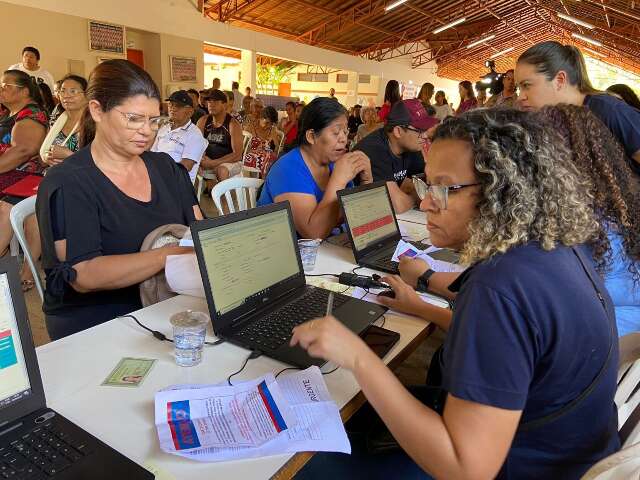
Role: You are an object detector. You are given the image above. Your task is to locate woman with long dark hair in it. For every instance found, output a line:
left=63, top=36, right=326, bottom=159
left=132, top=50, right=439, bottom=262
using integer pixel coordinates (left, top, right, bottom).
left=607, top=84, right=640, bottom=111
left=433, top=90, right=454, bottom=121
left=36, top=59, right=203, bottom=340
left=417, top=82, right=434, bottom=110
left=455, top=80, right=477, bottom=115
left=0, top=70, right=48, bottom=271
left=257, top=97, right=372, bottom=238
left=378, top=79, right=401, bottom=123
left=516, top=41, right=640, bottom=172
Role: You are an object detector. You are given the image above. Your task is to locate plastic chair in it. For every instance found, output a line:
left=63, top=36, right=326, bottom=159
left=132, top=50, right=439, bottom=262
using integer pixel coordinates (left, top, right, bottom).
left=211, top=177, right=263, bottom=216
left=581, top=443, right=640, bottom=479
left=616, top=332, right=640, bottom=446
left=196, top=131, right=253, bottom=201
left=275, top=130, right=285, bottom=157
left=9, top=196, right=44, bottom=300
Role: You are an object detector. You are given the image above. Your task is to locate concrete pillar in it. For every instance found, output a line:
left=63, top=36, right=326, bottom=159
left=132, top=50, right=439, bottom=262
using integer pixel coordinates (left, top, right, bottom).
left=240, top=49, right=256, bottom=95
left=345, top=71, right=358, bottom=107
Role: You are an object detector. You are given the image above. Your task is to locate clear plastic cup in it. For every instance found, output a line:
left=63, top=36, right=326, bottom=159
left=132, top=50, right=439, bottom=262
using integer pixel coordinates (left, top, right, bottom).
left=169, top=311, right=209, bottom=367
left=298, top=238, right=321, bottom=272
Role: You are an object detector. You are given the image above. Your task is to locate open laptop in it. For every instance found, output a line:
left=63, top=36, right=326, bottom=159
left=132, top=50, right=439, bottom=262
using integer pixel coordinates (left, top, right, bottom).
left=0, top=256, right=154, bottom=480
left=191, top=202, right=387, bottom=368
left=338, top=181, right=435, bottom=273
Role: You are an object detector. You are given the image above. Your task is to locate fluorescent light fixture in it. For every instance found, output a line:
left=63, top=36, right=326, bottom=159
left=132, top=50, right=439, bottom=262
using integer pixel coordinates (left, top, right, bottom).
left=557, top=12, right=594, bottom=29
left=466, top=35, right=496, bottom=49
left=584, top=47, right=606, bottom=57
left=203, top=53, right=241, bottom=64
left=433, top=17, right=466, bottom=34
left=385, top=0, right=408, bottom=11
left=571, top=32, right=602, bottom=46
left=489, top=47, right=515, bottom=59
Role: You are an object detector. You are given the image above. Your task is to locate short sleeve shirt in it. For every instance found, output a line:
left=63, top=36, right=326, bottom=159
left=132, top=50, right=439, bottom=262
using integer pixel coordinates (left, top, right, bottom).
left=354, top=129, right=424, bottom=185
left=585, top=94, right=640, bottom=174
left=442, top=243, right=619, bottom=479
left=151, top=121, right=207, bottom=182
left=8, top=64, right=55, bottom=92
left=36, top=147, right=199, bottom=317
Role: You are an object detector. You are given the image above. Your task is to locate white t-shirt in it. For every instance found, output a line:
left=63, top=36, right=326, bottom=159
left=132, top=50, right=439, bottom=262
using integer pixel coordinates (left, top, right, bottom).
left=8, top=63, right=55, bottom=91
left=151, top=120, right=207, bottom=183
left=433, top=103, right=455, bottom=121
left=232, top=90, right=244, bottom=113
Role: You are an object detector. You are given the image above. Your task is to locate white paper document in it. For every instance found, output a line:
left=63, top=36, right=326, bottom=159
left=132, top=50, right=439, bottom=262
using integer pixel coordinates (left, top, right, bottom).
left=155, top=367, right=350, bottom=462
left=391, top=239, right=423, bottom=262
left=155, top=373, right=296, bottom=451
left=165, top=254, right=205, bottom=298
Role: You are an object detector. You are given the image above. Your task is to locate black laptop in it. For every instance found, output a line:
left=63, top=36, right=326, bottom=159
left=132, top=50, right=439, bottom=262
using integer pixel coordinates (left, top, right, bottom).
left=0, top=256, right=154, bottom=480
left=191, top=202, right=387, bottom=368
left=337, top=181, right=438, bottom=274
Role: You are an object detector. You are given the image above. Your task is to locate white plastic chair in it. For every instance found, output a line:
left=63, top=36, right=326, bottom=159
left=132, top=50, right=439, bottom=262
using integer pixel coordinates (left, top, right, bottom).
left=581, top=442, right=640, bottom=479
left=211, top=177, right=263, bottom=216
left=9, top=196, right=44, bottom=300
left=275, top=130, right=285, bottom=157
left=196, top=131, right=253, bottom=201
left=616, top=333, right=640, bottom=445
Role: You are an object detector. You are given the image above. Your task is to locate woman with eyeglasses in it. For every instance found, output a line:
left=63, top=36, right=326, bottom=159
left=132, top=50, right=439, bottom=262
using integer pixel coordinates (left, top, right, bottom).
left=0, top=70, right=48, bottom=280
left=292, top=108, right=618, bottom=479
left=35, top=59, right=203, bottom=340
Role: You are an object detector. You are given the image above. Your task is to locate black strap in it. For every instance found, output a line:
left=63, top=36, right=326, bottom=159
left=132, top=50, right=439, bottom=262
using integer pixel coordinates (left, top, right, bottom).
left=519, top=246, right=615, bottom=431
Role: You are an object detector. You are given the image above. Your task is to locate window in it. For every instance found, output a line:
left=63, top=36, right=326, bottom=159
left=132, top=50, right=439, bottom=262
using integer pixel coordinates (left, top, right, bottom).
left=336, top=73, right=348, bottom=83
left=358, top=74, right=371, bottom=84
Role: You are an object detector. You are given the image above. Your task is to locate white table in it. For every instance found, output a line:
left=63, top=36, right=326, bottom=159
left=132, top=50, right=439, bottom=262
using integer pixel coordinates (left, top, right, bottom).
left=35, top=222, right=438, bottom=480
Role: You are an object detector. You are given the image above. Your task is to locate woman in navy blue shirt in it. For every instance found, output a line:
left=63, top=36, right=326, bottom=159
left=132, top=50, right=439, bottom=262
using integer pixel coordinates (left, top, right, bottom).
left=515, top=41, right=640, bottom=175
left=291, top=109, right=619, bottom=479
left=257, top=97, right=372, bottom=238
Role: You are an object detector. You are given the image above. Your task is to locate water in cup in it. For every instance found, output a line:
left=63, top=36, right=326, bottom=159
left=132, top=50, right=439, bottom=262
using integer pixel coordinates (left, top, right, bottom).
left=298, top=239, right=321, bottom=272
left=170, top=311, right=209, bottom=367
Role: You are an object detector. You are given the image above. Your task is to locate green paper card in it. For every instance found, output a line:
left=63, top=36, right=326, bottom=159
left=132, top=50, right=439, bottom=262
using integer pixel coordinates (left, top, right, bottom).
left=101, top=357, right=156, bottom=387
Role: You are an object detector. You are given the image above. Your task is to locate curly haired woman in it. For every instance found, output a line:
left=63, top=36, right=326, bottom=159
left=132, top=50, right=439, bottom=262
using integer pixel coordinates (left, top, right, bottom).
left=541, top=104, right=640, bottom=335
left=292, top=108, right=619, bottom=479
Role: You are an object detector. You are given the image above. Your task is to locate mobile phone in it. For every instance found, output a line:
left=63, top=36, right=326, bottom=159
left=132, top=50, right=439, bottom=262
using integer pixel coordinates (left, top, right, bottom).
left=361, top=325, right=400, bottom=359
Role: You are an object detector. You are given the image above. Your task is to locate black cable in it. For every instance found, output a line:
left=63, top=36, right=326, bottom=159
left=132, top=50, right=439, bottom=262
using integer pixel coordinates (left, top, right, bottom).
left=322, top=365, right=340, bottom=375
left=227, top=350, right=262, bottom=386
left=351, top=265, right=366, bottom=276
left=275, top=366, right=301, bottom=378
left=379, top=314, right=386, bottom=329
left=119, top=314, right=225, bottom=346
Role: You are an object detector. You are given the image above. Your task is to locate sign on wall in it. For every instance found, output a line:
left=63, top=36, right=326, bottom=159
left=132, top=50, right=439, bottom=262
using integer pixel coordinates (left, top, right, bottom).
left=88, top=20, right=126, bottom=54
left=170, top=56, right=197, bottom=82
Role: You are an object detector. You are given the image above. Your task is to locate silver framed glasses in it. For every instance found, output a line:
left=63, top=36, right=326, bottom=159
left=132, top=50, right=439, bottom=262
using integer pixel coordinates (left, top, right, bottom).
left=412, top=176, right=480, bottom=210
left=113, top=108, right=169, bottom=132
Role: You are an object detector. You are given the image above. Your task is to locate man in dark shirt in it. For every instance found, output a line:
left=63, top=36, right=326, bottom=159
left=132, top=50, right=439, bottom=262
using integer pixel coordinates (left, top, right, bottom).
left=354, top=99, right=436, bottom=213
left=347, top=104, right=363, bottom=139
left=187, top=89, right=206, bottom=125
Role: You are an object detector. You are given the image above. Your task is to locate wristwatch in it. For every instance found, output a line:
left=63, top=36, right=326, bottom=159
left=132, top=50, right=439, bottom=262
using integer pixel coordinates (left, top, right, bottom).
left=416, top=269, right=436, bottom=293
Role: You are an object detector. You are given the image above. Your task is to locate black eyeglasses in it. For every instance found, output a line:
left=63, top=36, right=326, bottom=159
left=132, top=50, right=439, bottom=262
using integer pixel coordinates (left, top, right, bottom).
left=402, top=125, right=427, bottom=137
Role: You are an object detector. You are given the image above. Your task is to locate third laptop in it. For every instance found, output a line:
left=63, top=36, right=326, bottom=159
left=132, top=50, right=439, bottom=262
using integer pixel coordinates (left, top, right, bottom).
left=191, top=201, right=387, bottom=368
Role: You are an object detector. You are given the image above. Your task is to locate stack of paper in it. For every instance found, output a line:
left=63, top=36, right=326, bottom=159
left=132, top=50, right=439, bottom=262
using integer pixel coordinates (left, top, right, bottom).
left=154, top=367, right=350, bottom=462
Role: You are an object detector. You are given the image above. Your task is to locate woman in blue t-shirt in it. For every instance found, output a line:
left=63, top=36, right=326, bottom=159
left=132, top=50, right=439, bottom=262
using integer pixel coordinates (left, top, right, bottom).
left=290, top=109, right=619, bottom=479
left=257, top=97, right=372, bottom=238
left=515, top=41, right=640, bottom=175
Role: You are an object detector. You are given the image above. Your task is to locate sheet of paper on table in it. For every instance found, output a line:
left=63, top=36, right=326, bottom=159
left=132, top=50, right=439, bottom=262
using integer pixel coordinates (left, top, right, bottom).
left=156, top=367, right=350, bottom=462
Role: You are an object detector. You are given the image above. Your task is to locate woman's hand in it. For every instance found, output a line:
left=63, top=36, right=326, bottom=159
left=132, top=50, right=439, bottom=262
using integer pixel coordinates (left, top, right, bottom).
left=290, top=315, right=372, bottom=371
left=377, top=275, right=428, bottom=317
left=398, top=256, right=430, bottom=288
left=331, top=151, right=371, bottom=186
left=43, top=145, right=73, bottom=166
left=158, top=245, right=195, bottom=267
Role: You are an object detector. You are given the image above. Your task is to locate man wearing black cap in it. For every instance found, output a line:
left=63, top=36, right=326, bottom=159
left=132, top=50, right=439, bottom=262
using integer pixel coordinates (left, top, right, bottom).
left=196, top=89, right=244, bottom=180
left=353, top=99, right=436, bottom=213
left=151, top=90, right=207, bottom=183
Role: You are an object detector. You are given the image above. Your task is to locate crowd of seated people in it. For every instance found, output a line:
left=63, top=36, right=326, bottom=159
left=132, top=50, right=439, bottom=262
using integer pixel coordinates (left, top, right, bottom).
left=0, top=39, right=639, bottom=479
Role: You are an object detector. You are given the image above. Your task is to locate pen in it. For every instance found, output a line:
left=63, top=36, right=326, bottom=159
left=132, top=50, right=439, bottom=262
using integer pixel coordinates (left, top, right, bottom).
left=325, top=292, right=334, bottom=317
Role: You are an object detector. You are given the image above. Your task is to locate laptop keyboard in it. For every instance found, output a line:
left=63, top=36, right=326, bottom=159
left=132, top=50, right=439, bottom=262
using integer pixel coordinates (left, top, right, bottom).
left=0, top=419, right=94, bottom=479
left=235, top=288, right=349, bottom=351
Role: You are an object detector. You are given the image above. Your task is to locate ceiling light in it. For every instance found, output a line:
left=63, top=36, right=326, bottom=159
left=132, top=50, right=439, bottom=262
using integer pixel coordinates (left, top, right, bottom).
left=557, top=12, right=595, bottom=29
left=385, top=0, right=409, bottom=11
left=466, top=35, right=496, bottom=49
left=584, top=47, right=606, bottom=57
left=571, top=33, right=602, bottom=46
left=433, top=17, right=466, bottom=34
left=489, top=47, right=515, bottom=59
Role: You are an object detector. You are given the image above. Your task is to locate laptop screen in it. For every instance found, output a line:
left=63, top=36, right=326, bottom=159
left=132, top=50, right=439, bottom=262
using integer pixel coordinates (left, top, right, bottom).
left=0, top=273, right=32, bottom=411
left=341, top=184, right=399, bottom=252
left=196, top=208, right=301, bottom=317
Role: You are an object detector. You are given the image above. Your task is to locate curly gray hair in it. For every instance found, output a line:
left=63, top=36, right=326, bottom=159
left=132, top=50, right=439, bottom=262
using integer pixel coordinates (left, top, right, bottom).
left=432, top=108, right=599, bottom=265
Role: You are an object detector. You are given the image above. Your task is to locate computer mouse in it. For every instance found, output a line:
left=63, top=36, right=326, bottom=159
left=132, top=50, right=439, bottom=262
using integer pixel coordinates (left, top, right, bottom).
left=377, top=289, right=396, bottom=299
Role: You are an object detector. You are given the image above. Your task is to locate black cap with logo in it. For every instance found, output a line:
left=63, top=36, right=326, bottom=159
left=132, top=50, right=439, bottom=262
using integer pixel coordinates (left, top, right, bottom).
left=166, top=90, right=194, bottom=108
